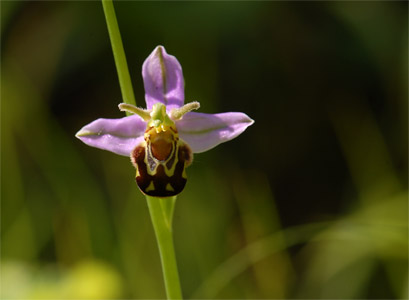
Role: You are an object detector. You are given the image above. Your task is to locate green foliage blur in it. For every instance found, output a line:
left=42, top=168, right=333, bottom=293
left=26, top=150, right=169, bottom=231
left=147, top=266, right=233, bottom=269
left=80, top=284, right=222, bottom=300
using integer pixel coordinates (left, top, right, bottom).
left=1, top=1, right=407, bottom=299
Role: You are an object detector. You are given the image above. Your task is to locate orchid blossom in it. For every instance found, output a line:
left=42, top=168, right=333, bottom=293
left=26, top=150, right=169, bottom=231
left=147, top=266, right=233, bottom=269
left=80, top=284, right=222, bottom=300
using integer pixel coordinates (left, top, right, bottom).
left=76, top=46, right=254, bottom=197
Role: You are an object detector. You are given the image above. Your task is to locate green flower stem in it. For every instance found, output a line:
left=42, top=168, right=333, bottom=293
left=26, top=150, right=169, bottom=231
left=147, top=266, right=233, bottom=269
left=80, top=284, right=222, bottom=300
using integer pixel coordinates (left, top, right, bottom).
left=146, top=196, right=182, bottom=299
left=102, top=1, right=181, bottom=297
left=102, top=0, right=136, bottom=109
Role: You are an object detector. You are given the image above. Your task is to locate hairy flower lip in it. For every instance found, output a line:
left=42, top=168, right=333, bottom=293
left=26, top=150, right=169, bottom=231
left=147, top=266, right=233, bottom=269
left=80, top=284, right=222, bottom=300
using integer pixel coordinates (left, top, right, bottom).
left=76, top=45, right=254, bottom=156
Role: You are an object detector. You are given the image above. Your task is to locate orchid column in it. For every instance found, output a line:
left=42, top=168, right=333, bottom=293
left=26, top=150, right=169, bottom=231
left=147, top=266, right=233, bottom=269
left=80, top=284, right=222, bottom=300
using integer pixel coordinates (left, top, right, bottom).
left=77, top=1, right=254, bottom=298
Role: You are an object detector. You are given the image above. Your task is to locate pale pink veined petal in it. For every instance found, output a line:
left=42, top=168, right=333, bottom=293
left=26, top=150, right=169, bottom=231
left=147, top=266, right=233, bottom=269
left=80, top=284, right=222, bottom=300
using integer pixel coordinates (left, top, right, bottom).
left=176, top=111, right=254, bottom=153
left=76, top=115, right=146, bottom=156
left=142, top=46, right=184, bottom=110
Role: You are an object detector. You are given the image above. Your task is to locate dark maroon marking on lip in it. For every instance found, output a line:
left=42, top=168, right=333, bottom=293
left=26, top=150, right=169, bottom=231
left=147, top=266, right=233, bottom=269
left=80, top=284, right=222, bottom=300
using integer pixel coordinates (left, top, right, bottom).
left=166, top=150, right=176, bottom=169
left=131, top=142, right=193, bottom=197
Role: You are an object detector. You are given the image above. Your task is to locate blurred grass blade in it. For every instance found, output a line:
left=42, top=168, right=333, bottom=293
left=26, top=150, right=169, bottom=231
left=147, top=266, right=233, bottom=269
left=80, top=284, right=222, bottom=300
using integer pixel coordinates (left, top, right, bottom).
left=192, top=222, right=329, bottom=299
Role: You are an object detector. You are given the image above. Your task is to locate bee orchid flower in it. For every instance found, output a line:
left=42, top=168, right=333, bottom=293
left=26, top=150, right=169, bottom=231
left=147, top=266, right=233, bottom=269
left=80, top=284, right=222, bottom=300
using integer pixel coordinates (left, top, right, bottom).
left=76, top=46, right=254, bottom=197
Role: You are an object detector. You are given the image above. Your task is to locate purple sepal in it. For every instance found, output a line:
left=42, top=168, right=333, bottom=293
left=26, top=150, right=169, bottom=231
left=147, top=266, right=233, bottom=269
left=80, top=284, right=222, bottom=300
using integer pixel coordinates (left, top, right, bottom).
left=142, top=46, right=185, bottom=110
left=176, top=112, right=254, bottom=153
left=76, top=115, right=146, bottom=156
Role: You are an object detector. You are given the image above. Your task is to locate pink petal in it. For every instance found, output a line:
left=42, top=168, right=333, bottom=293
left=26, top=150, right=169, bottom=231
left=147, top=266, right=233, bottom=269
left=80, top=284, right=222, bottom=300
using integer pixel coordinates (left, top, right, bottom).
left=76, top=115, right=146, bottom=156
left=176, top=112, right=254, bottom=153
left=142, top=46, right=185, bottom=110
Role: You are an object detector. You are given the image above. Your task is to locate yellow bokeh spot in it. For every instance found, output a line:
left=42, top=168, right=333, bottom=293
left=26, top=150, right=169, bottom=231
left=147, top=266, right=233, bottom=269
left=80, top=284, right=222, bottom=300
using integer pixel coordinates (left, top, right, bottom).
left=60, top=260, right=123, bottom=299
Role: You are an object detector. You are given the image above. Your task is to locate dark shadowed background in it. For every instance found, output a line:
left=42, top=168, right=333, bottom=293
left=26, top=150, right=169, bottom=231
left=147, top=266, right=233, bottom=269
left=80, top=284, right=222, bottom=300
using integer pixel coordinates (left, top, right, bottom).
left=1, top=1, right=408, bottom=299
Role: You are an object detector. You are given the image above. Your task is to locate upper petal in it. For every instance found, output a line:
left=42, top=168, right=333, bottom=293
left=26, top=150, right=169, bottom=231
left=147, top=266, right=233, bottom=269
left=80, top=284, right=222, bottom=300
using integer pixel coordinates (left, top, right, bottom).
left=76, top=115, right=146, bottom=156
left=142, top=46, right=185, bottom=110
left=176, top=112, right=254, bottom=153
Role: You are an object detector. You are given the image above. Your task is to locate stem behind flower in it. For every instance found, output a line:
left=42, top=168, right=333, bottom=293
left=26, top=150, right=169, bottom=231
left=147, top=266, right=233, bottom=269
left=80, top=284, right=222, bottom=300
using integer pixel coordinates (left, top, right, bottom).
left=102, top=1, right=182, bottom=298
left=146, top=195, right=183, bottom=299
left=102, top=0, right=136, bottom=110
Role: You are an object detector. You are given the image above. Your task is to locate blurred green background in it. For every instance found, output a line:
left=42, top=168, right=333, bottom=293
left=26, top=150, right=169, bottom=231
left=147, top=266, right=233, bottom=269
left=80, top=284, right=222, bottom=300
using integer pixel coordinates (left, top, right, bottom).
left=1, top=1, right=408, bottom=299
